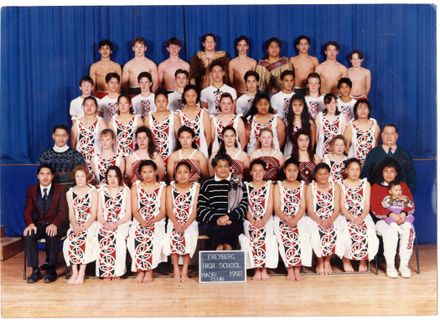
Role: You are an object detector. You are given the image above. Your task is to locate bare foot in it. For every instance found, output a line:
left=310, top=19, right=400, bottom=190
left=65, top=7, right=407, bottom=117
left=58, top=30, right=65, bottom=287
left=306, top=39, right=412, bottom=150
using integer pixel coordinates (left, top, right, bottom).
left=143, top=271, right=153, bottom=283
left=293, top=267, right=302, bottom=281
left=67, top=273, right=77, bottom=285
left=316, top=261, right=325, bottom=275
left=180, top=273, right=190, bottom=283
left=216, top=245, right=223, bottom=251
left=252, top=269, right=262, bottom=281
left=359, top=261, right=368, bottom=272
left=111, top=276, right=120, bottom=281
left=323, top=259, right=333, bottom=275
left=343, top=258, right=354, bottom=272
left=286, top=268, right=295, bottom=281
left=74, top=272, right=85, bottom=285
left=261, top=269, right=270, bottom=281
left=103, top=277, right=112, bottom=281
left=172, top=269, right=181, bottom=283
left=135, top=272, right=144, bottom=283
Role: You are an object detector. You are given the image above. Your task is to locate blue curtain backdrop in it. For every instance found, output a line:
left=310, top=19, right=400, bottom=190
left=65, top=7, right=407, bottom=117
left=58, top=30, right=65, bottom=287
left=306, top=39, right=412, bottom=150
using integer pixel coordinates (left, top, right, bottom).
left=0, top=4, right=436, bottom=163
left=0, top=5, right=437, bottom=242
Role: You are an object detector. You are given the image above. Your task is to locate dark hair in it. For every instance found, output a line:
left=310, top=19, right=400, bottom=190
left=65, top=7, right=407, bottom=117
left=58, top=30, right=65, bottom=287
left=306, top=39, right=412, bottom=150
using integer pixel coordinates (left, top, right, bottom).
left=377, top=157, right=402, bottom=183
left=137, top=159, right=157, bottom=176
left=235, top=35, right=250, bottom=47
left=37, top=164, right=54, bottom=175
left=79, top=76, right=94, bottom=87
left=383, top=123, right=399, bottom=134
left=137, top=71, right=153, bottom=85
left=245, top=92, right=275, bottom=121
left=280, top=69, right=295, bottom=80
left=244, top=70, right=260, bottom=82
left=306, top=72, right=321, bottom=95
left=286, top=94, right=312, bottom=145
left=388, top=181, right=402, bottom=190
left=313, top=162, right=331, bottom=179
left=280, top=157, right=300, bottom=182
left=52, top=124, right=69, bottom=135
left=175, top=161, right=192, bottom=174
left=337, top=77, right=352, bottom=89
left=265, top=37, right=281, bottom=50
left=295, top=35, right=311, bottom=46
left=105, top=72, right=120, bottom=83
left=249, top=158, right=267, bottom=172
left=353, top=99, right=371, bottom=120
left=209, top=60, right=224, bottom=72
left=290, top=129, right=314, bottom=163
left=175, top=126, right=198, bottom=150
left=217, top=126, right=239, bottom=155
left=202, top=33, right=217, bottom=43
left=82, top=96, right=99, bottom=111
left=219, top=92, right=233, bottom=104
left=132, top=37, right=146, bottom=47
left=175, top=69, right=189, bottom=78
left=71, top=165, right=90, bottom=181
left=117, top=94, right=133, bottom=114
left=182, top=84, right=201, bottom=105
left=344, top=157, right=361, bottom=169
left=105, top=165, right=123, bottom=186
left=154, top=88, right=169, bottom=102
left=135, top=126, right=156, bottom=157
left=283, top=157, right=300, bottom=170
left=211, top=153, right=232, bottom=167
left=324, top=41, right=340, bottom=51
left=349, top=49, right=364, bottom=60
left=166, top=37, right=182, bottom=47
left=98, top=39, right=113, bottom=51
left=323, top=93, right=340, bottom=115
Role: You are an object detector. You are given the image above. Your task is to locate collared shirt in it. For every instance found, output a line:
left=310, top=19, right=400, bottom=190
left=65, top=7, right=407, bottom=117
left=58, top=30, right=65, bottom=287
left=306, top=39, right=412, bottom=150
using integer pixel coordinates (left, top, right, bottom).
left=214, top=174, right=231, bottom=182
left=382, top=144, right=397, bottom=154
left=53, top=145, right=69, bottom=153
left=39, top=184, right=52, bottom=198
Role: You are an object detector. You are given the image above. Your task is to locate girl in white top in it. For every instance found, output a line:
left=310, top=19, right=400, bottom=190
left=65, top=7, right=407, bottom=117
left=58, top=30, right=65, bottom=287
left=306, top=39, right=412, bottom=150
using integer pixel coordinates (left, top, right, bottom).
left=144, top=89, right=180, bottom=165
left=177, top=84, right=211, bottom=158
left=211, top=92, right=246, bottom=154
left=305, top=72, right=325, bottom=120
left=63, top=165, right=98, bottom=285
left=322, top=135, right=347, bottom=183
left=109, top=95, right=143, bottom=158
left=164, top=161, right=200, bottom=283
left=284, top=94, right=316, bottom=157
left=127, top=160, right=167, bottom=283
left=343, top=99, right=380, bottom=165
left=273, top=159, right=311, bottom=280
left=246, top=93, right=285, bottom=155
left=315, top=93, right=347, bottom=158
left=125, top=126, right=166, bottom=186
left=132, top=72, right=156, bottom=118
left=239, top=159, right=278, bottom=280
left=339, top=158, right=379, bottom=273
left=167, top=126, right=209, bottom=182
left=91, top=129, right=125, bottom=186
left=209, top=126, right=250, bottom=179
left=96, top=166, right=132, bottom=280
left=71, top=97, right=107, bottom=173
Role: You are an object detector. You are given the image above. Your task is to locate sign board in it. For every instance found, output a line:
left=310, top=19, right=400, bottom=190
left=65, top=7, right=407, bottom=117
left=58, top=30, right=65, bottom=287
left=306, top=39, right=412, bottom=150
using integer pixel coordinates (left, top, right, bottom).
left=199, top=250, right=246, bottom=283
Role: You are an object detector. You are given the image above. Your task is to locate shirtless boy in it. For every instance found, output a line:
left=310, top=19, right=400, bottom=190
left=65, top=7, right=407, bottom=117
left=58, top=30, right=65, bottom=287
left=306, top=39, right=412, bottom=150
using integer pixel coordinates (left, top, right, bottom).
left=289, top=35, right=319, bottom=96
left=89, top=39, right=122, bottom=98
left=347, top=50, right=371, bottom=99
left=229, top=35, right=257, bottom=95
left=315, top=41, right=347, bottom=95
left=158, top=38, right=190, bottom=92
left=122, top=37, right=159, bottom=95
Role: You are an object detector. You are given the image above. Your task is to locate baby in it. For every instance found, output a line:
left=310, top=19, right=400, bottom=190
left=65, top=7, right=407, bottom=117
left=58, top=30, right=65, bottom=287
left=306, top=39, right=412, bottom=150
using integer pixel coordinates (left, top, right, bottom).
left=382, top=182, right=415, bottom=233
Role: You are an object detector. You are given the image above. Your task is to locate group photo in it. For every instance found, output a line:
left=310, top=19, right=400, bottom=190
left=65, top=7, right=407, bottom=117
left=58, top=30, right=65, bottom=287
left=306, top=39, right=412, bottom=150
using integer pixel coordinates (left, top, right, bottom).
left=0, top=3, right=437, bottom=318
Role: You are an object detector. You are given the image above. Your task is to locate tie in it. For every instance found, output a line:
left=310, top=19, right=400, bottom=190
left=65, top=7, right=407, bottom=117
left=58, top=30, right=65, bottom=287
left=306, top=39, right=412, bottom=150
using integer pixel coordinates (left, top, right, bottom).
left=42, top=188, right=48, bottom=214
left=387, top=147, right=393, bottom=156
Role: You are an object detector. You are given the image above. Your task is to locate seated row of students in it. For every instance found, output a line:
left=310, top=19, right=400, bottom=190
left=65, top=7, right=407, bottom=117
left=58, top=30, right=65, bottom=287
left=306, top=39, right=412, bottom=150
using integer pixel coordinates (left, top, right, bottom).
left=58, top=151, right=415, bottom=285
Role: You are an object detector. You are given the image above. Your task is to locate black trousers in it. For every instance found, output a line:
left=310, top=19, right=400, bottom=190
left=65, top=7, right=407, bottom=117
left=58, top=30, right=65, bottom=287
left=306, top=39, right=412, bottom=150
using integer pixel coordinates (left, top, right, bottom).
left=24, top=224, right=62, bottom=268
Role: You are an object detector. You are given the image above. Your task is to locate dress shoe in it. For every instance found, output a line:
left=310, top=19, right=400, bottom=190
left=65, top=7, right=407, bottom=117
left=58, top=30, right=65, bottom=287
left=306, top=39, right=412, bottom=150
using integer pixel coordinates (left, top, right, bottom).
left=40, top=263, right=49, bottom=271
left=44, top=270, right=58, bottom=283
left=27, top=270, right=43, bottom=283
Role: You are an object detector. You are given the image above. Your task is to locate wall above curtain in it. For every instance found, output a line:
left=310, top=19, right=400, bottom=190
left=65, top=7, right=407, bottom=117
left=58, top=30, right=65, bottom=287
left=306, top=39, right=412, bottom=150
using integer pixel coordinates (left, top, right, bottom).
left=0, top=4, right=436, bottom=163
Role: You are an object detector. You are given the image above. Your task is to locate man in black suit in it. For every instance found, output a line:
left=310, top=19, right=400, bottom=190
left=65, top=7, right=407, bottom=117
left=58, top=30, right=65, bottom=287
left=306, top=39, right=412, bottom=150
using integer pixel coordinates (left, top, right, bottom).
left=23, top=164, right=68, bottom=283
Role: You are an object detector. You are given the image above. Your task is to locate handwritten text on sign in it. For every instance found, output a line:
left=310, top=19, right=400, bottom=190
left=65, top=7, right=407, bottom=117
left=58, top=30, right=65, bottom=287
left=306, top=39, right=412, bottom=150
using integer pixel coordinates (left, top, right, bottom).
left=199, top=250, right=246, bottom=283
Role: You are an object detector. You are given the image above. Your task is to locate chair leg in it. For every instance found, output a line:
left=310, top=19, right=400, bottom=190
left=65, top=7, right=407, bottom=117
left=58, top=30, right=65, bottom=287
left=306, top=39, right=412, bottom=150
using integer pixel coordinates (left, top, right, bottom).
left=23, top=238, right=27, bottom=280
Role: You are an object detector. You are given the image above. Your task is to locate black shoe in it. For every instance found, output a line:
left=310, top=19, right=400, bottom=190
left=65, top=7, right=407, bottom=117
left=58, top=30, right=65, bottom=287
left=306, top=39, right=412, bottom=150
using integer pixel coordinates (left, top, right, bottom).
left=44, top=270, right=58, bottom=283
left=40, top=263, right=49, bottom=271
left=27, top=270, right=43, bottom=283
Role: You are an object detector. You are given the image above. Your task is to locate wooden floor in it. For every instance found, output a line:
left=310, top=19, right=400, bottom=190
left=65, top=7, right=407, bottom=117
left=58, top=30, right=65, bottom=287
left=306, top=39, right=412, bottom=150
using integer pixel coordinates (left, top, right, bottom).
left=1, top=244, right=437, bottom=317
